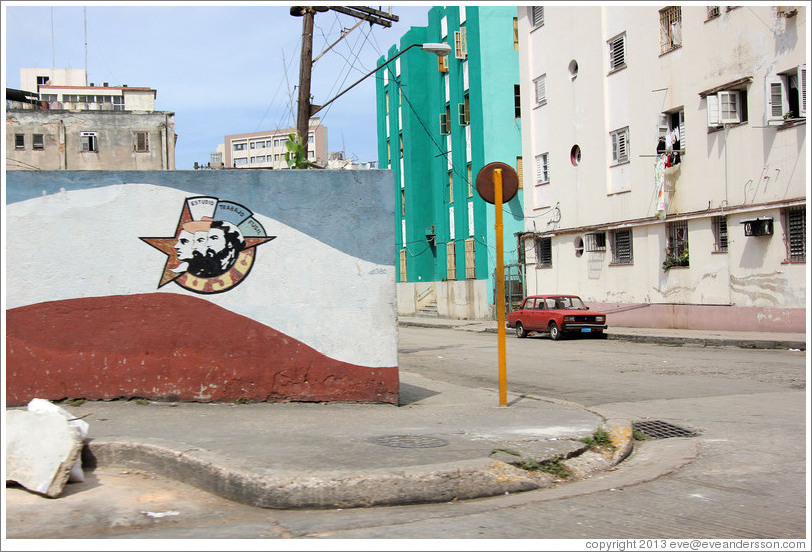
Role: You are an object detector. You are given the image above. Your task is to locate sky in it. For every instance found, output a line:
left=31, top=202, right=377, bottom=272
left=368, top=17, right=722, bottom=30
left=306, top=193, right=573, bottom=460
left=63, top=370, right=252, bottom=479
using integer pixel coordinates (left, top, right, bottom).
left=2, top=2, right=433, bottom=169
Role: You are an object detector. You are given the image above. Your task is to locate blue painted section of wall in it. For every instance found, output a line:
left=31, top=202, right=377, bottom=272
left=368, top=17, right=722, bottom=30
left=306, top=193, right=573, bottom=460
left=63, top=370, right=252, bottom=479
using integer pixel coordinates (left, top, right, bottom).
left=5, top=170, right=395, bottom=266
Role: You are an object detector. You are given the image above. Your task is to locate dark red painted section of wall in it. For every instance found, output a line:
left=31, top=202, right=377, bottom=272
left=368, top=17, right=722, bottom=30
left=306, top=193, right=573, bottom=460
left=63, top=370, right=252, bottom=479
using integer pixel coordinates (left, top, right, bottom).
left=6, top=294, right=398, bottom=406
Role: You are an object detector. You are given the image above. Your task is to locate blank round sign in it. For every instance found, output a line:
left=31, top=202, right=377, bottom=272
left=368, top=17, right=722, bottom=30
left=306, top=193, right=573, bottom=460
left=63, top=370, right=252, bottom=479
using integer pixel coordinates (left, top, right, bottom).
left=475, top=162, right=519, bottom=204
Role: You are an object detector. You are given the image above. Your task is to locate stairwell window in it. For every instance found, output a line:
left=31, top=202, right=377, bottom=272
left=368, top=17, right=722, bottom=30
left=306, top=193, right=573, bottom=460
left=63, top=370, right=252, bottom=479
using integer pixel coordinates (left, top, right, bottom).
left=610, top=229, right=633, bottom=264
left=607, top=32, right=626, bottom=73
left=610, top=127, right=629, bottom=165
left=465, top=238, right=476, bottom=279
left=783, top=206, right=805, bottom=262
left=659, top=6, right=682, bottom=55
left=534, top=74, right=547, bottom=107
left=536, top=237, right=552, bottom=268
left=447, top=241, right=456, bottom=280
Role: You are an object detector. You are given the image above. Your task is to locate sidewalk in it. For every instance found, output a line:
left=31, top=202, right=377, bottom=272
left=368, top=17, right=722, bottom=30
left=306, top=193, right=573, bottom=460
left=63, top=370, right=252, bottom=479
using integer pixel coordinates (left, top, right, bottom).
left=6, top=370, right=633, bottom=511
left=398, top=315, right=807, bottom=350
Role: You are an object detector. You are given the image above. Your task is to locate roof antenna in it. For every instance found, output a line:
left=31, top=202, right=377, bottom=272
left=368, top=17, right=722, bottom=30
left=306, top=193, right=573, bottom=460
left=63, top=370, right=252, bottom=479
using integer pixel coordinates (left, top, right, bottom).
left=84, top=7, right=88, bottom=83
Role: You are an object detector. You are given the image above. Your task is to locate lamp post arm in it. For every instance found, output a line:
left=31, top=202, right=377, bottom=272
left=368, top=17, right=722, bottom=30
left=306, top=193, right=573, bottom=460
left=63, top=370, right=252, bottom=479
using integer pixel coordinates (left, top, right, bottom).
left=311, top=43, right=420, bottom=116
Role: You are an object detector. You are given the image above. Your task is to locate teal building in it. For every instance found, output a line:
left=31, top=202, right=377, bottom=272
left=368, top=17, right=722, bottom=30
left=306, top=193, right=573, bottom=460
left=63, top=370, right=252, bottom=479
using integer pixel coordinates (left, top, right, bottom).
left=376, top=6, right=524, bottom=319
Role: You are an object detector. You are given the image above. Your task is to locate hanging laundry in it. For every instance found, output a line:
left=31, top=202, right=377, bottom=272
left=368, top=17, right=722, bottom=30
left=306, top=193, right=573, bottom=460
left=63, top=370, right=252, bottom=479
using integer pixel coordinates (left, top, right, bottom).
left=665, top=131, right=673, bottom=149
left=655, top=154, right=667, bottom=219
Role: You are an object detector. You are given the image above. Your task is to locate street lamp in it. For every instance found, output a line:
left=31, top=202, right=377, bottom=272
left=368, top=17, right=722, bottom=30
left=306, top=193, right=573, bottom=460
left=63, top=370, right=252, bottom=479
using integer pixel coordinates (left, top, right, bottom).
left=308, top=42, right=452, bottom=117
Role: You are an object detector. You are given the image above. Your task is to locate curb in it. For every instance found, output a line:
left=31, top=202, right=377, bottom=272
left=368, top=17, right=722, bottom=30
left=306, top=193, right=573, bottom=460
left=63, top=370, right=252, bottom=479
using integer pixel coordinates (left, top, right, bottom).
left=398, top=320, right=805, bottom=351
left=81, top=420, right=635, bottom=510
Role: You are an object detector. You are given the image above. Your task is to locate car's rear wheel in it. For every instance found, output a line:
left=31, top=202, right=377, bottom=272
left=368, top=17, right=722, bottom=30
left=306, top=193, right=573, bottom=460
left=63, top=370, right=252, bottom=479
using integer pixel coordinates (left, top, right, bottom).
left=549, top=322, right=562, bottom=341
left=515, top=322, right=527, bottom=338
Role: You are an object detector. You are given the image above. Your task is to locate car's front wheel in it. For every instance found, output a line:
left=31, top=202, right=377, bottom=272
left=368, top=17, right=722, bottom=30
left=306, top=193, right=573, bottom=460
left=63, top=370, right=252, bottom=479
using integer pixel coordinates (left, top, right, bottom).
left=515, top=322, right=527, bottom=338
left=549, top=322, right=562, bottom=341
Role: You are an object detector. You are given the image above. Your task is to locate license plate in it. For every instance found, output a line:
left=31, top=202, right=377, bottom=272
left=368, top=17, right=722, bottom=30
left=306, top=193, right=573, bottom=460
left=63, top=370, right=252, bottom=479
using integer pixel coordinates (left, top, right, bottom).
left=581, top=328, right=592, bottom=333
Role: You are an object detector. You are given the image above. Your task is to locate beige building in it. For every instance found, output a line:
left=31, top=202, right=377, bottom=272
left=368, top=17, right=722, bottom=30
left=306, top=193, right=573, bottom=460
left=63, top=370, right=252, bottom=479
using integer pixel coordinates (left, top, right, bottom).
left=7, top=68, right=175, bottom=170
left=223, top=118, right=327, bottom=169
left=517, top=6, right=806, bottom=332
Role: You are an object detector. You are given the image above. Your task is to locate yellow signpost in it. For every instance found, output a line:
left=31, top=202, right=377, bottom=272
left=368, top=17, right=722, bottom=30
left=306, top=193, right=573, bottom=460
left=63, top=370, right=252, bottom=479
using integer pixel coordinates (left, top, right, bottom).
left=494, top=168, right=507, bottom=406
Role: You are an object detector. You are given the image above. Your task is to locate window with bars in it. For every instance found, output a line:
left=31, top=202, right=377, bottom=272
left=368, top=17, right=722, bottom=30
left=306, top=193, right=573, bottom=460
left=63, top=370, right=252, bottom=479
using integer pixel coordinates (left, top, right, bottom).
left=15, top=134, right=25, bottom=150
left=608, top=32, right=626, bottom=72
left=33, top=134, right=44, bottom=150
left=536, top=237, right=552, bottom=268
left=784, top=206, right=805, bottom=262
left=707, top=6, right=721, bottom=19
left=666, top=220, right=689, bottom=266
left=610, top=127, right=629, bottom=165
left=534, top=74, right=547, bottom=106
left=535, top=153, right=549, bottom=184
left=447, top=241, right=456, bottom=280
left=659, top=6, right=682, bottom=55
left=713, top=216, right=728, bottom=252
left=611, top=229, right=633, bottom=264
left=530, top=6, right=544, bottom=28
left=465, top=238, right=476, bottom=279
left=134, top=131, right=149, bottom=152
left=585, top=232, right=607, bottom=252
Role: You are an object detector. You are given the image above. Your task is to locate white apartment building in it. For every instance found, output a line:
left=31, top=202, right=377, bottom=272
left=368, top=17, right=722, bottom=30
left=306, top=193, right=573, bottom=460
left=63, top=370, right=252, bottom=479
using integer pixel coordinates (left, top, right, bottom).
left=8, top=68, right=175, bottom=170
left=517, top=6, right=807, bottom=332
left=222, top=119, right=328, bottom=169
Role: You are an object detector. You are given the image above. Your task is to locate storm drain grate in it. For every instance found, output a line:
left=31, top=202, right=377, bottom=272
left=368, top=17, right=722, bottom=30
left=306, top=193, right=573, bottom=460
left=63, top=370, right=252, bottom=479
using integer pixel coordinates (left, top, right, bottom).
left=633, top=420, right=699, bottom=439
left=371, top=435, right=450, bottom=448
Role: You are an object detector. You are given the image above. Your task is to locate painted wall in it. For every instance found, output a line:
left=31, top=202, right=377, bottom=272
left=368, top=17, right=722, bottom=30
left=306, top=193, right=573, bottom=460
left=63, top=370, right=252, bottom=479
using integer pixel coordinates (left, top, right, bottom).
left=5, top=170, right=398, bottom=406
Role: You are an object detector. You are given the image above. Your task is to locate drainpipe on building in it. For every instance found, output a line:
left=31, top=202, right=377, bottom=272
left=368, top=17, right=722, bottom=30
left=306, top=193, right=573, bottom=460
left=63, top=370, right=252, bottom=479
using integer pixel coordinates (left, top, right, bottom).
left=59, top=120, right=67, bottom=170
left=160, top=125, right=167, bottom=170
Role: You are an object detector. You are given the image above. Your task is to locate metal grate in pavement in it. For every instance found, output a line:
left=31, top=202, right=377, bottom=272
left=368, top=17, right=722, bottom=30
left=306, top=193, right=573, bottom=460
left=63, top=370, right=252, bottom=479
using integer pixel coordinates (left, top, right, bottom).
left=633, top=420, right=699, bottom=439
left=371, top=435, right=449, bottom=448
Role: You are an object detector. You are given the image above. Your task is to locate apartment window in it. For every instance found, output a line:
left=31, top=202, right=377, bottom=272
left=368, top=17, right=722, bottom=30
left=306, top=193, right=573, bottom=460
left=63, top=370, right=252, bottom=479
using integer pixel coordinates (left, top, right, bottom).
left=134, top=131, right=149, bottom=152
left=707, top=6, right=721, bottom=20
left=766, top=65, right=807, bottom=123
left=440, top=110, right=450, bottom=135
left=712, top=216, right=728, bottom=252
left=536, top=237, right=552, bottom=268
left=467, top=164, right=473, bottom=197
left=447, top=241, right=456, bottom=280
left=448, top=172, right=454, bottom=204
left=608, top=32, right=626, bottom=72
left=611, top=229, right=633, bottom=264
left=659, top=109, right=685, bottom=152
left=399, top=135, right=403, bottom=157
left=659, top=6, right=682, bottom=55
left=530, top=6, right=544, bottom=28
left=458, top=95, right=470, bottom=125
left=41, top=94, right=57, bottom=102
left=533, top=74, right=547, bottom=106
left=33, top=134, right=44, bottom=150
left=516, top=157, right=523, bottom=189
left=399, top=249, right=407, bottom=282
left=784, top=206, right=805, bottom=262
left=234, top=157, right=248, bottom=166
left=465, top=238, right=476, bottom=279
left=438, top=55, right=449, bottom=73
left=514, top=85, right=521, bottom=117
left=706, top=89, right=748, bottom=127
left=444, top=74, right=450, bottom=102
left=37, top=75, right=50, bottom=85
left=666, top=220, right=689, bottom=266
left=535, top=153, right=549, bottom=184
left=585, top=232, right=607, bottom=252
left=454, top=27, right=467, bottom=59
left=15, top=134, right=25, bottom=150
left=81, top=132, right=98, bottom=152
left=610, top=127, right=629, bottom=165
left=233, top=142, right=246, bottom=151
left=401, top=190, right=406, bottom=216
left=112, top=96, right=124, bottom=110
left=441, top=15, right=448, bottom=38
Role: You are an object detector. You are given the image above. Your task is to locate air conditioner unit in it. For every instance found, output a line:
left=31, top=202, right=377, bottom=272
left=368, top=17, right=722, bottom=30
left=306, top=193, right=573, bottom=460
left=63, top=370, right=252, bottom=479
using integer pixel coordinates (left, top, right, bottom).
left=741, top=218, right=774, bottom=236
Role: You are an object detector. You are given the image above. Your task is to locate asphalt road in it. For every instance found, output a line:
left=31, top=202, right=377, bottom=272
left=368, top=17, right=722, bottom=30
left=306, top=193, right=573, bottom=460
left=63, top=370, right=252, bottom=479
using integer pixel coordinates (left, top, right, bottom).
left=4, top=326, right=808, bottom=542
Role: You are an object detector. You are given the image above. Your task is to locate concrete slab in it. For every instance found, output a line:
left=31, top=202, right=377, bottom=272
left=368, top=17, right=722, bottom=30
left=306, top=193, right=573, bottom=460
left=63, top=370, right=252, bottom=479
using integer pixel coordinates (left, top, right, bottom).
left=6, top=410, right=83, bottom=498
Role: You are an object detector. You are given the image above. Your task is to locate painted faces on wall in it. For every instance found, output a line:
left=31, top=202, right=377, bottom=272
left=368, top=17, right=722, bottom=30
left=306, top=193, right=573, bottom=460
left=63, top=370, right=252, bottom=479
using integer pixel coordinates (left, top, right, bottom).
left=173, top=218, right=245, bottom=278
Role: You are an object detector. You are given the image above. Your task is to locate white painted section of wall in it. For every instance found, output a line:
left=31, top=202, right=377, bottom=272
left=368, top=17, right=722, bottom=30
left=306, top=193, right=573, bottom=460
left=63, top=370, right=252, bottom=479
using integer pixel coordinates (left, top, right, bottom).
left=6, top=184, right=397, bottom=368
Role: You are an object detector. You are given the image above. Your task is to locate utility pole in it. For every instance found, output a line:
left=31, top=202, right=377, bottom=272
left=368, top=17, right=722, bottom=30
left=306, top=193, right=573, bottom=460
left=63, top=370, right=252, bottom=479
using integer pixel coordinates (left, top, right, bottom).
left=290, top=6, right=398, bottom=154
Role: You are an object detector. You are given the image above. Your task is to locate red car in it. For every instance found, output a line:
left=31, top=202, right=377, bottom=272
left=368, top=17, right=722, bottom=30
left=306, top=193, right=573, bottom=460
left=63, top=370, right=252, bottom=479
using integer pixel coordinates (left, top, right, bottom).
left=507, top=295, right=607, bottom=340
